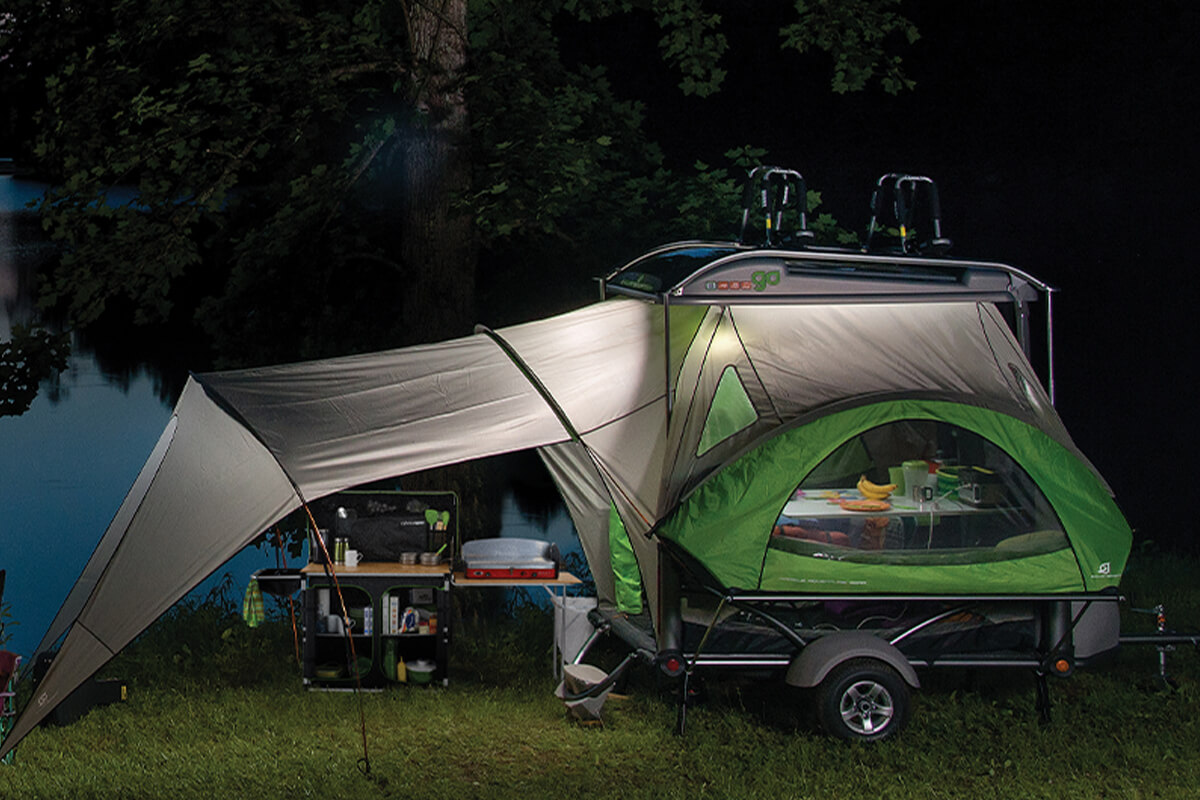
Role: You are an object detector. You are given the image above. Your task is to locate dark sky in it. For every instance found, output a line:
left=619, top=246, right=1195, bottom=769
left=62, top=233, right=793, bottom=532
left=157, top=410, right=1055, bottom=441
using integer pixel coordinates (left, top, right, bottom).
left=576, top=1, right=1200, bottom=548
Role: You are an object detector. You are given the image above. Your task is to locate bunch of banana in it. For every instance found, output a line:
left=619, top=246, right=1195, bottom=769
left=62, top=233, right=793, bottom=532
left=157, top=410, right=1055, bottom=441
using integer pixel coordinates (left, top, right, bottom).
left=857, top=475, right=896, bottom=500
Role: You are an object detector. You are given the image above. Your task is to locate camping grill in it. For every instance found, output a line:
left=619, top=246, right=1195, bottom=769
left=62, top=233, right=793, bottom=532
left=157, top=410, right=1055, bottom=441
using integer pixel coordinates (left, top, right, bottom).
left=461, top=538, right=559, bottom=579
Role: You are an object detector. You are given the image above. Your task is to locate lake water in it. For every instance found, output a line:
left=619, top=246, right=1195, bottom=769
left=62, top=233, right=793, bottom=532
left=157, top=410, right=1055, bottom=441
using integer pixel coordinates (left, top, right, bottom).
left=0, top=173, right=581, bottom=662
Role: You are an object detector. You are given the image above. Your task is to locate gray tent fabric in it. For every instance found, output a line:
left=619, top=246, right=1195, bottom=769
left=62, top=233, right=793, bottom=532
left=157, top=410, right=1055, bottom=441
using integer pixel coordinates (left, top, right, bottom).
left=3, top=300, right=668, bottom=755
left=3, top=381, right=300, bottom=753
left=30, top=415, right=180, bottom=663
left=538, top=443, right=618, bottom=607
left=2, top=296, right=1099, bottom=759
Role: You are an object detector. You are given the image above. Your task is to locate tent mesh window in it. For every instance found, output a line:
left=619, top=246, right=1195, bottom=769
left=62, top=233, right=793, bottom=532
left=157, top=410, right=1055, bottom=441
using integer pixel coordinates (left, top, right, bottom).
left=697, top=366, right=758, bottom=455
left=769, top=420, right=1068, bottom=566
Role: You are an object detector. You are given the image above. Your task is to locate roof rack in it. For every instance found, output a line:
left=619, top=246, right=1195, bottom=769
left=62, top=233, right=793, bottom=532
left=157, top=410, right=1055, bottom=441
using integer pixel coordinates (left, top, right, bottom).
left=865, top=172, right=953, bottom=256
left=737, top=166, right=815, bottom=247
left=600, top=165, right=1058, bottom=403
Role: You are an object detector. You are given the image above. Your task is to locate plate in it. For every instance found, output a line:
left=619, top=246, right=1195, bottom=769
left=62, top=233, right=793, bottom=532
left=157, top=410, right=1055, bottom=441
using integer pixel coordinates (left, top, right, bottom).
left=838, top=499, right=891, bottom=512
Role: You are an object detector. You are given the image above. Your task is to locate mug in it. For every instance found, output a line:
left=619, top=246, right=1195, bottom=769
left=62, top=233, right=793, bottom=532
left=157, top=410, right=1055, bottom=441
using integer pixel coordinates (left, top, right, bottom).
left=344, top=549, right=362, bottom=567
left=326, top=614, right=344, bottom=635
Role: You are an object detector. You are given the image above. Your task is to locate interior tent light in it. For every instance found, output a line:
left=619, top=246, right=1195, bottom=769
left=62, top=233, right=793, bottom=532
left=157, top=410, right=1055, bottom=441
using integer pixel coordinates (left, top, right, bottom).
left=707, top=323, right=744, bottom=362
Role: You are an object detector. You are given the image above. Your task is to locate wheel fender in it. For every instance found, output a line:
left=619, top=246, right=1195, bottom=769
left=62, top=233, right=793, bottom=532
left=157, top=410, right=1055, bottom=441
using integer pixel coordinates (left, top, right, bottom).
left=786, top=632, right=919, bottom=689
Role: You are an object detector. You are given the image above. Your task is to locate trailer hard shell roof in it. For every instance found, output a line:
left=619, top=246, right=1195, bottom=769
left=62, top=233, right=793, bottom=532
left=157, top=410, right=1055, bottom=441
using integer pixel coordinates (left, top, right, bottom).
left=604, top=243, right=1048, bottom=307
left=602, top=240, right=1060, bottom=408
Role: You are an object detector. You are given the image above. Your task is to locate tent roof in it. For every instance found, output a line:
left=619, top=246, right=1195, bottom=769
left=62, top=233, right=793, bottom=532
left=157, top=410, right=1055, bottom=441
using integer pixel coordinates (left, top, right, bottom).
left=604, top=241, right=1050, bottom=306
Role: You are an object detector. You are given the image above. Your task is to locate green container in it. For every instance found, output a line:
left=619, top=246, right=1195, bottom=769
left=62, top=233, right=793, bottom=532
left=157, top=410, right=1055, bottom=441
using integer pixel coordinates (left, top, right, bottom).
left=383, top=640, right=397, bottom=681
left=408, top=660, right=435, bottom=685
left=936, top=465, right=963, bottom=495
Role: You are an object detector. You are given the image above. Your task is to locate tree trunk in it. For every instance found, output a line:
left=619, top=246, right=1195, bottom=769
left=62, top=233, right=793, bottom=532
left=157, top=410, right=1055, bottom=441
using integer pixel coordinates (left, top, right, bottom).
left=398, top=0, right=475, bottom=345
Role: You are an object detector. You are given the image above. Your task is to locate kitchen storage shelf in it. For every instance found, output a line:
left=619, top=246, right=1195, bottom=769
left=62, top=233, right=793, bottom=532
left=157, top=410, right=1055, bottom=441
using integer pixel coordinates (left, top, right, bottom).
left=302, top=565, right=451, bottom=689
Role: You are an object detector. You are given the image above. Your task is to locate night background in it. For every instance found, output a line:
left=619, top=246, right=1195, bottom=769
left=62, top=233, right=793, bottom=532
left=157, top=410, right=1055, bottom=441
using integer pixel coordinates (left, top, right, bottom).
left=2, top=2, right=1197, bottom=607
left=2, top=0, right=1200, bottom=789
left=566, top=1, right=1200, bottom=552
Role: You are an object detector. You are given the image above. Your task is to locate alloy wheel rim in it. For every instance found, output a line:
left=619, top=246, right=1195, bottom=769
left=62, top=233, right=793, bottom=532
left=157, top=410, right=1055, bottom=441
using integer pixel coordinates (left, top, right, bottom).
left=839, top=679, right=895, bottom=735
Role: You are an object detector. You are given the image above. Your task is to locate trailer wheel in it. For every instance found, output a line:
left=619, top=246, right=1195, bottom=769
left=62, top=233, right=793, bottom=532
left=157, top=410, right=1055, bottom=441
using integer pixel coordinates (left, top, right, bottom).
left=815, top=658, right=910, bottom=742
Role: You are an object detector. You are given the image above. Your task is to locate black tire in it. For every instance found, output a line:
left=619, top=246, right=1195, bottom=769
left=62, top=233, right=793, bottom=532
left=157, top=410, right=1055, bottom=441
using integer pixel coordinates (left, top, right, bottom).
left=814, top=657, right=911, bottom=742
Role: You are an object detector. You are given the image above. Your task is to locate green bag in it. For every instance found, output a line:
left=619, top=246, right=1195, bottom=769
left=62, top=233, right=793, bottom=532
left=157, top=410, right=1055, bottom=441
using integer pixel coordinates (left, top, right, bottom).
left=241, top=577, right=264, bottom=628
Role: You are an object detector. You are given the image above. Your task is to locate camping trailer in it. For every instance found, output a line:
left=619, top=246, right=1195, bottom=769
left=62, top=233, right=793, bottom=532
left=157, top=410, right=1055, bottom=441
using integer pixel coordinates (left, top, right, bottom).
left=553, top=168, right=1135, bottom=740
left=1, top=168, right=1165, bottom=757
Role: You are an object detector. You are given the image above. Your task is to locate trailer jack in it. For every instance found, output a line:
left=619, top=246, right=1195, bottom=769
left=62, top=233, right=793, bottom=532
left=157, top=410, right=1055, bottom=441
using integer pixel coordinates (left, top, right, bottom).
left=1119, top=604, right=1200, bottom=689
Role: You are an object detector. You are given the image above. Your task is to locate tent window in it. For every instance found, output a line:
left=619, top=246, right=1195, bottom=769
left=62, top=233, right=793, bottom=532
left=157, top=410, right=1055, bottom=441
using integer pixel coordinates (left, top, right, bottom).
left=768, top=420, right=1069, bottom=566
left=697, top=366, right=758, bottom=455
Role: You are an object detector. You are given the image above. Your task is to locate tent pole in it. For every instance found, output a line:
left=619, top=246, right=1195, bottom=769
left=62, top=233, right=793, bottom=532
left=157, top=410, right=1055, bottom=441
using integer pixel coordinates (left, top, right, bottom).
left=664, top=296, right=673, bottom=418
left=477, top=326, right=583, bottom=443
left=1045, top=288, right=1056, bottom=406
left=303, top=505, right=372, bottom=775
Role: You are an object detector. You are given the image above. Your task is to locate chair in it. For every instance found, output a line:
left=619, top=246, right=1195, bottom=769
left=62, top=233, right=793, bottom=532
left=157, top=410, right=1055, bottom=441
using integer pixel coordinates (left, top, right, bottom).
left=1, top=569, right=21, bottom=764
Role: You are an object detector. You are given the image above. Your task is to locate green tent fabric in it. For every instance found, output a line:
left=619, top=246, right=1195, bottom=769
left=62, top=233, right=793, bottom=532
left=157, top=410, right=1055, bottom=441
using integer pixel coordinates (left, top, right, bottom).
left=609, top=504, right=644, bottom=614
left=697, top=366, right=758, bottom=455
left=659, top=399, right=1132, bottom=595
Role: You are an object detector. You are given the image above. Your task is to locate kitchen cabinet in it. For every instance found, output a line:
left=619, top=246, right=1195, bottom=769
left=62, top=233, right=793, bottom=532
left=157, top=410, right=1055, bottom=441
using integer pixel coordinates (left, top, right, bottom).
left=302, top=564, right=451, bottom=688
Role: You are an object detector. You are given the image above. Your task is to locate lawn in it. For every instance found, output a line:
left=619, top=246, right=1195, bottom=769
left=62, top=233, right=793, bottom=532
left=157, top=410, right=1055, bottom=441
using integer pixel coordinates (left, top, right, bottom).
left=2, top=555, right=1199, bottom=800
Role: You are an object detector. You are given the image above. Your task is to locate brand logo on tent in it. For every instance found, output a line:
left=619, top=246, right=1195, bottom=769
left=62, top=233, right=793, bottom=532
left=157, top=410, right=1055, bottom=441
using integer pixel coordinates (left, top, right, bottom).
left=751, top=269, right=781, bottom=291
left=1097, top=562, right=1111, bottom=576
left=703, top=270, right=780, bottom=292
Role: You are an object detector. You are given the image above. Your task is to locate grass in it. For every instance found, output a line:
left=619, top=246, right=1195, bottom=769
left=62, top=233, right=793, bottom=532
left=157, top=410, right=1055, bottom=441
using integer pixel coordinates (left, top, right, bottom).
left=3, top=558, right=1200, bottom=800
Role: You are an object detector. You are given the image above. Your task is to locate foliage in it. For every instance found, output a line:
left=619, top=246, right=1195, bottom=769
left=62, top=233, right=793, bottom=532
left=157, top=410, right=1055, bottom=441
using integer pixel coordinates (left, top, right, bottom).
left=0, top=324, right=69, bottom=417
left=0, top=0, right=917, bottom=376
left=0, top=603, right=15, bottom=649
left=467, top=1, right=667, bottom=247
left=102, top=574, right=301, bottom=691
left=9, top=1, right=427, bottom=363
left=783, top=0, right=920, bottom=94
left=561, top=0, right=918, bottom=98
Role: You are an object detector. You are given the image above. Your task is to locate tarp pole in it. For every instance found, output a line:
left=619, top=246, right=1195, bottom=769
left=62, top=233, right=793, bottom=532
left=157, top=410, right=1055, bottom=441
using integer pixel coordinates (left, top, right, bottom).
left=664, top=296, right=673, bottom=417
left=303, top=505, right=372, bottom=775
left=1045, top=288, right=1056, bottom=406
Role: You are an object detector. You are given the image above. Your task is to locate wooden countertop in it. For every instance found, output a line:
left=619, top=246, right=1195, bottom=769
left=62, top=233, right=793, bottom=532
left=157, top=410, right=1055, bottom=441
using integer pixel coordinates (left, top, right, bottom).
left=300, top=562, right=582, bottom=587
left=301, top=562, right=451, bottom=577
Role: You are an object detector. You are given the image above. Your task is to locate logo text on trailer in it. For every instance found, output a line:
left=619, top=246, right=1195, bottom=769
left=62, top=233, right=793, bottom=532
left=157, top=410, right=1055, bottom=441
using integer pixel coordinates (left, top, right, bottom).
left=704, top=269, right=781, bottom=292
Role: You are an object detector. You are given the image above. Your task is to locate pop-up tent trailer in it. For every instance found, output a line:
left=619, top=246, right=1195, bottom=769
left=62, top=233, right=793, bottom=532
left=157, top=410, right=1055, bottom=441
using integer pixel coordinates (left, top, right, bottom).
left=549, top=170, right=1136, bottom=738
left=0, top=168, right=1142, bottom=756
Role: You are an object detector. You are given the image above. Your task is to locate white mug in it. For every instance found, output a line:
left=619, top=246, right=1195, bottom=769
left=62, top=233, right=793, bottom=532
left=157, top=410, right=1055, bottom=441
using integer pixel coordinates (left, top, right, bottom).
left=326, top=614, right=343, bottom=635
left=344, top=549, right=362, bottom=567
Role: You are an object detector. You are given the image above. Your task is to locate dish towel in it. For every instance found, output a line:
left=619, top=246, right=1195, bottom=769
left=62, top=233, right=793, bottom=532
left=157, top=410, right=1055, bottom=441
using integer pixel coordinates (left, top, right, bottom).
left=242, top=578, right=264, bottom=628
